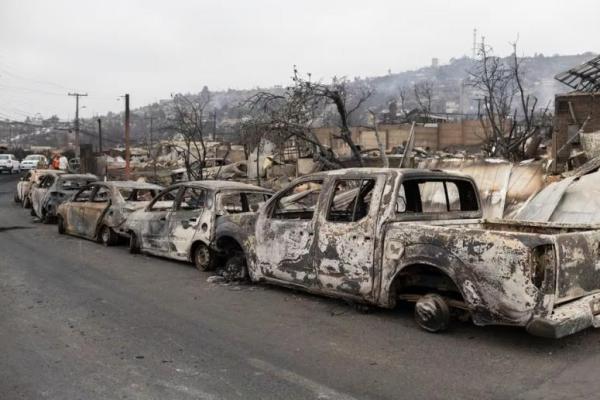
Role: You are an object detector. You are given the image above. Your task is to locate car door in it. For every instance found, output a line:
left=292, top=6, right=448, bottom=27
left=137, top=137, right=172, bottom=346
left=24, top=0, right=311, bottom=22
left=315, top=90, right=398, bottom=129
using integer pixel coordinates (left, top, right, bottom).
left=314, top=175, right=384, bottom=298
left=82, top=185, right=112, bottom=238
left=32, top=175, right=54, bottom=217
left=66, top=186, right=95, bottom=236
left=168, top=186, right=210, bottom=260
left=138, top=186, right=180, bottom=255
left=254, top=179, right=324, bottom=287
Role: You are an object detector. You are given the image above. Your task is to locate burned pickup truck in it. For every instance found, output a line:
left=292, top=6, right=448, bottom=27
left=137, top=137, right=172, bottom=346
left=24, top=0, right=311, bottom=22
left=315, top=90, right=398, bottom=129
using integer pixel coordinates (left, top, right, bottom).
left=215, top=168, right=600, bottom=338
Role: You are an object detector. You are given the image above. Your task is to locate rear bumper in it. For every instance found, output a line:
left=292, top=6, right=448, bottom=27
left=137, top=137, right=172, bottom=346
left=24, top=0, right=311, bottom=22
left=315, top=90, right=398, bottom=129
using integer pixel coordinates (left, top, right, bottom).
left=526, top=292, right=600, bottom=338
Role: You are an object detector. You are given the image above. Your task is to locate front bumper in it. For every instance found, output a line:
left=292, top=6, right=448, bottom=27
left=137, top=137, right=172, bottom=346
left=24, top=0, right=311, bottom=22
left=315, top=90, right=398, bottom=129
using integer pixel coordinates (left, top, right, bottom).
left=20, top=164, right=35, bottom=170
left=0, top=165, right=13, bottom=171
left=526, top=292, right=600, bottom=338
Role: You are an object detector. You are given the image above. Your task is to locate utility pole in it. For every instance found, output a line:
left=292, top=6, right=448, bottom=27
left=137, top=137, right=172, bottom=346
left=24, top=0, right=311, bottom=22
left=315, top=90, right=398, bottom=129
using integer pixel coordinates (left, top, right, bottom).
left=212, top=110, right=217, bottom=141
left=124, top=94, right=131, bottom=180
left=68, top=92, right=88, bottom=157
left=145, top=115, right=156, bottom=179
left=97, top=118, right=103, bottom=153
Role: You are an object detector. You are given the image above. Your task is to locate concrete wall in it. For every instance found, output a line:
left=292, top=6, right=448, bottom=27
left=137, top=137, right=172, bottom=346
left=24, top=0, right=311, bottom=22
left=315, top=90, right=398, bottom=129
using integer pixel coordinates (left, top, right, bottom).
left=312, top=121, right=486, bottom=157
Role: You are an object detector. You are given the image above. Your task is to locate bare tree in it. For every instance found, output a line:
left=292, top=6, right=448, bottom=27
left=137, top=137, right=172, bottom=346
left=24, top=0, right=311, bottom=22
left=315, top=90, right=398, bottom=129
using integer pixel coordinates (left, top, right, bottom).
left=243, top=67, right=373, bottom=168
left=468, top=40, right=549, bottom=160
left=413, top=80, right=435, bottom=118
left=167, top=92, right=211, bottom=180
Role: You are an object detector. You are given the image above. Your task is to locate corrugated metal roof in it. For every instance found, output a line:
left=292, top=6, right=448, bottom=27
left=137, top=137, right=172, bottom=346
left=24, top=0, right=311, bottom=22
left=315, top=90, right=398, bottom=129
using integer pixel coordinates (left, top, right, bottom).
left=555, top=55, right=600, bottom=93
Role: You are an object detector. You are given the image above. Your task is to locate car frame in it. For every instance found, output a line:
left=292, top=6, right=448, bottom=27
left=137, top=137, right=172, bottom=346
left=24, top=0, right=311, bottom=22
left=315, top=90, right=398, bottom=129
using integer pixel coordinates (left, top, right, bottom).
left=57, top=180, right=164, bottom=245
left=124, top=180, right=272, bottom=270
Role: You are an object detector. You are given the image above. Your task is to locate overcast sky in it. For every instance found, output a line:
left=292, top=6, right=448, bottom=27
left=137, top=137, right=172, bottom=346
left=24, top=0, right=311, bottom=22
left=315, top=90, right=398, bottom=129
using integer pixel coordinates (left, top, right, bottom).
left=0, top=0, right=597, bottom=121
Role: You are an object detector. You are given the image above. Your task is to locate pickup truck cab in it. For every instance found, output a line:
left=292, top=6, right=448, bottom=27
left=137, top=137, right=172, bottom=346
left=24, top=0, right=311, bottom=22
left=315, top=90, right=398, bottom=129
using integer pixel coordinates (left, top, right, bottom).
left=215, top=168, right=600, bottom=338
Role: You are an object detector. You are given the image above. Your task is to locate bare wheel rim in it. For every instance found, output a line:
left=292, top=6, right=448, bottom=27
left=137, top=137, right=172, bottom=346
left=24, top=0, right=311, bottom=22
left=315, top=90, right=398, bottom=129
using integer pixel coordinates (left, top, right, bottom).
left=102, top=227, right=110, bottom=244
left=194, top=246, right=210, bottom=270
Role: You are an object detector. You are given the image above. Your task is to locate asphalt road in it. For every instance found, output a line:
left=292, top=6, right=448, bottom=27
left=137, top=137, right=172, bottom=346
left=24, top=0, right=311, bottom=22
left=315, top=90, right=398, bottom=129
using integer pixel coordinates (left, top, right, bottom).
left=2, top=173, right=600, bottom=400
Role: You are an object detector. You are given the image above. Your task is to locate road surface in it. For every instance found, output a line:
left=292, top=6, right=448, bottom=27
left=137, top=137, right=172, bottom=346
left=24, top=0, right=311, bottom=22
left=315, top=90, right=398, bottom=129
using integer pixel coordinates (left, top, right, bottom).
left=1, top=172, right=600, bottom=400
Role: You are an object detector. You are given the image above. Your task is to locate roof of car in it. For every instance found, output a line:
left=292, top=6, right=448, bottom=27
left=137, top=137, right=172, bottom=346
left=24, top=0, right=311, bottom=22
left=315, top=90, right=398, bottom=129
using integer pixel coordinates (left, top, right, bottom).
left=176, top=180, right=272, bottom=193
left=34, top=169, right=65, bottom=175
left=304, top=167, right=473, bottom=180
left=94, top=180, right=164, bottom=190
left=57, top=173, right=98, bottom=180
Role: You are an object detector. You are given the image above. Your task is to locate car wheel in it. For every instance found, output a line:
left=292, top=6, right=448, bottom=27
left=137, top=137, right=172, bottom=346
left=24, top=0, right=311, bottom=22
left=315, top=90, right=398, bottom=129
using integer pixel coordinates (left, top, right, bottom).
left=42, top=210, right=53, bottom=224
left=100, top=225, right=117, bottom=246
left=128, top=232, right=140, bottom=254
left=13, top=192, right=20, bottom=203
left=23, top=197, right=31, bottom=209
left=193, top=243, right=213, bottom=271
left=57, top=216, right=66, bottom=234
left=30, top=207, right=36, bottom=217
left=222, top=253, right=248, bottom=281
left=414, top=293, right=451, bottom=333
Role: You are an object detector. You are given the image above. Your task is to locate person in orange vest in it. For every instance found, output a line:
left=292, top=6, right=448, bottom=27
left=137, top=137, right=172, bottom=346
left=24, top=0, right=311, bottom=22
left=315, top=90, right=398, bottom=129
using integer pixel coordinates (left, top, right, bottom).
left=51, top=154, right=60, bottom=169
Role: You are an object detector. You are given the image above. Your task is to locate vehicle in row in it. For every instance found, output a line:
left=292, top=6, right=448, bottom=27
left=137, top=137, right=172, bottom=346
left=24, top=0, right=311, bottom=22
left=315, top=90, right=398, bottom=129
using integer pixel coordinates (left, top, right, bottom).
left=15, top=169, right=64, bottom=206
left=20, top=154, right=48, bottom=171
left=123, top=181, right=272, bottom=270
left=214, top=168, right=600, bottom=338
left=30, top=173, right=98, bottom=223
left=57, top=181, right=163, bottom=245
left=0, top=154, right=20, bottom=174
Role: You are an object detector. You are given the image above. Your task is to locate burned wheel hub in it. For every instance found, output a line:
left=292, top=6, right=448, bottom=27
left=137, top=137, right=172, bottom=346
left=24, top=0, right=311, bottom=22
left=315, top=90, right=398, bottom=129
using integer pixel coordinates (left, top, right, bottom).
left=414, top=293, right=450, bottom=333
left=194, top=245, right=212, bottom=271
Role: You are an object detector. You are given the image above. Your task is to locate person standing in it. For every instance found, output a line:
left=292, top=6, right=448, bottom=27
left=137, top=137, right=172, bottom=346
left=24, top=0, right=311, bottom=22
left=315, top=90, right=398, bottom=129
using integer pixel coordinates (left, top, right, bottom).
left=51, top=154, right=60, bottom=169
left=58, top=154, right=68, bottom=170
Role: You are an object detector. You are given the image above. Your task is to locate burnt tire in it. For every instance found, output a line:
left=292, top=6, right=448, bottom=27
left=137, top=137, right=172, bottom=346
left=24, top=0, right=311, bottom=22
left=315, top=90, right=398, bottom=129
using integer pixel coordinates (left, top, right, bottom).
left=193, top=243, right=213, bottom=271
left=42, top=210, right=54, bottom=224
left=222, top=253, right=248, bottom=281
left=414, top=293, right=450, bottom=333
left=57, top=216, right=66, bottom=234
left=128, top=232, right=140, bottom=254
left=99, top=225, right=118, bottom=247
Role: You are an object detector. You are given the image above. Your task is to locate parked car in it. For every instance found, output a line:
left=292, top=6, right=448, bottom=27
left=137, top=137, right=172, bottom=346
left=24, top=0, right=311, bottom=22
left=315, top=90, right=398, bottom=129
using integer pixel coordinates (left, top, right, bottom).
left=0, top=154, right=20, bottom=174
left=57, top=181, right=163, bottom=245
left=214, top=168, right=600, bottom=338
left=20, top=154, right=48, bottom=171
left=30, top=173, right=98, bottom=223
left=123, top=181, right=272, bottom=270
left=15, top=169, right=65, bottom=206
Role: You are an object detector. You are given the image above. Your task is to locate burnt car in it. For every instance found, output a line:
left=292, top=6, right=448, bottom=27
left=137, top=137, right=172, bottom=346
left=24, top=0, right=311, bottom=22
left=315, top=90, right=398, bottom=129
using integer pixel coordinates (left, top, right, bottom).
left=215, top=168, right=600, bottom=338
left=30, top=173, right=98, bottom=223
left=15, top=169, right=65, bottom=207
left=123, top=181, right=272, bottom=270
left=56, top=181, right=163, bottom=245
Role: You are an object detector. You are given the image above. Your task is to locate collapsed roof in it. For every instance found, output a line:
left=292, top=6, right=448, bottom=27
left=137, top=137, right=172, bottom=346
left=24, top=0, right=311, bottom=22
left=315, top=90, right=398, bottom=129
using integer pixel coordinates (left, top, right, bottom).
left=555, top=55, right=600, bottom=93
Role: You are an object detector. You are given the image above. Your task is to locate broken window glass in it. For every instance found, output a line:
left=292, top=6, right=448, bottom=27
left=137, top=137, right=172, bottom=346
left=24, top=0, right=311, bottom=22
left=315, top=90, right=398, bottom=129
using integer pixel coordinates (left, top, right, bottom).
left=272, top=180, right=322, bottom=220
left=179, top=187, right=207, bottom=211
left=327, top=179, right=375, bottom=222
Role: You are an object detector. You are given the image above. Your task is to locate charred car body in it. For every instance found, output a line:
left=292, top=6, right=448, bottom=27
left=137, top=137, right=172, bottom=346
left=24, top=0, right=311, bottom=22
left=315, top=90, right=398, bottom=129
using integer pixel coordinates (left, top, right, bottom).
left=215, top=168, right=600, bottom=338
left=15, top=169, right=64, bottom=207
left=56, top=181, right=163, bottom=245
left=30, top=173, right=98, bottom=223
left=124, top=181, right=272, bottom=270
